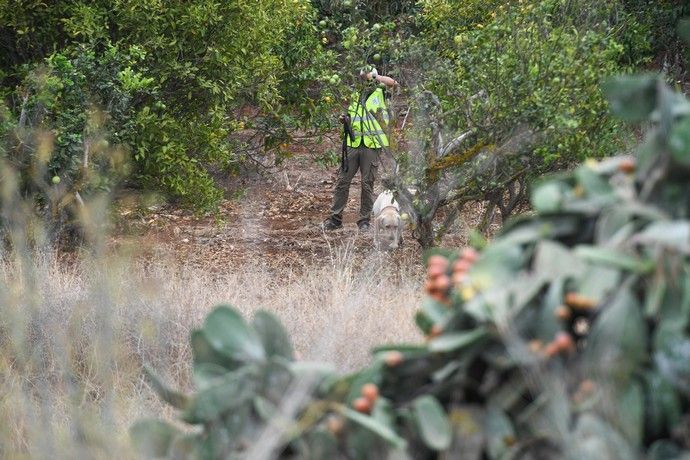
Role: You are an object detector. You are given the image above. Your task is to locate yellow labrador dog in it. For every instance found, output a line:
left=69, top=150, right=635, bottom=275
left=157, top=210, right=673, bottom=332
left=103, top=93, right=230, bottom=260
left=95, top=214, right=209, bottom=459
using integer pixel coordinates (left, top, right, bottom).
left=372, top=190, right=402, bottom=251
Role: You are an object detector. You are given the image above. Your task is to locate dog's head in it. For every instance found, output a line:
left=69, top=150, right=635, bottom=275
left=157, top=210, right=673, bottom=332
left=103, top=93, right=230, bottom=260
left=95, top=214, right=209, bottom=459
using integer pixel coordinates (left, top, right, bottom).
left=374, top=207, right=402, bottom=251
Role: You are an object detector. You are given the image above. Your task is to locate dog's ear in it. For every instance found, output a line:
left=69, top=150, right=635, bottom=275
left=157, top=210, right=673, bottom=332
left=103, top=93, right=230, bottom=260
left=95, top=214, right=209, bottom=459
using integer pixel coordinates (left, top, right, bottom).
left=374, top=216, right=383, bottom=249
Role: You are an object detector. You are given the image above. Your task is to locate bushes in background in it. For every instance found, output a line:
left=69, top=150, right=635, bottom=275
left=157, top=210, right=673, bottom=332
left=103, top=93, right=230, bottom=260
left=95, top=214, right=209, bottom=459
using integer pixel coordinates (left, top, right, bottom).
left=0, top=0, right=334, bottom=213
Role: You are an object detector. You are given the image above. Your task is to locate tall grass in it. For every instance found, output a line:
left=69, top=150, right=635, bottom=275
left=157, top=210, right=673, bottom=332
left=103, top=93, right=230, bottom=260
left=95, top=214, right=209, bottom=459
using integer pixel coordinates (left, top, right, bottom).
left=0, top=242, right=423, bottom=457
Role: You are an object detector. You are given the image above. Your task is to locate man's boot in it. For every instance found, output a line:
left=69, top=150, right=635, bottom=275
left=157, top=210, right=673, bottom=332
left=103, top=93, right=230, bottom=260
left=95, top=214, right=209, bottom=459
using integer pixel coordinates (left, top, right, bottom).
left=322, top=218, right=343, bottom=231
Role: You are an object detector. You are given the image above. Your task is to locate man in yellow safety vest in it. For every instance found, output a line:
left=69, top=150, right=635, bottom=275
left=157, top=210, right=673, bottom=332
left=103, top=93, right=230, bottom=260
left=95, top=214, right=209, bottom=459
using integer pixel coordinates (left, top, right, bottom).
left=322, top=66, right=398, bottom=231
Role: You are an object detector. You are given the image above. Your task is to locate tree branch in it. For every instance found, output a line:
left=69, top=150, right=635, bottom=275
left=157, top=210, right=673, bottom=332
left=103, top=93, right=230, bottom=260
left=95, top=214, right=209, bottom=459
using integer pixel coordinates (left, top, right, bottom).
left=439, top=129, right=476, bottom=157
left=18, top=93, right=29, bottom=130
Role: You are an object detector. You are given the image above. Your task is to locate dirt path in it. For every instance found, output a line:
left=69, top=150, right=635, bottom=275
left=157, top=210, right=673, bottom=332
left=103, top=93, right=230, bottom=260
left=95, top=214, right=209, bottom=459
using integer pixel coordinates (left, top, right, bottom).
left=113, top=142, right=474, bottom=271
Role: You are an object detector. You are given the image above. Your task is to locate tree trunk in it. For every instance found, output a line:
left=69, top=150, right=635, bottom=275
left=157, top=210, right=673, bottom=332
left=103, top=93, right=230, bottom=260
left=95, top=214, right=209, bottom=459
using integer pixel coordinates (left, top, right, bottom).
left=415, top=217, right=435, bottom=249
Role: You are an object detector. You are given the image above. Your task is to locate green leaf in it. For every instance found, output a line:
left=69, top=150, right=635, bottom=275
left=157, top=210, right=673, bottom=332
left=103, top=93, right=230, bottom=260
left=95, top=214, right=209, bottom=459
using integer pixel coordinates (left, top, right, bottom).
left=484, top=406, right=515, bottom=460
left=302, top=429, right=339, bottom=459
left=372, top=343, right=428, bottom=355
left=515, top=392, right=568, bottom=440
left=372, top=397, right=396, bottom=430
left=414, top=310, right=434, bottom=335
left=421, top=297, right=453, bottom=325
left=575, top=165, right=613, bottom=198
left=533, top=240, right=586, bottom=280
left=338, top=406, right=407, bottom=450
left=202, top=305, right=265, bottom=362
left=571, top=413, right=636, bottom=460
left=531, top=181, right=564, bottom=213
left=595, top=207, right=634, bottom=246
left=645, top=372, right=681, bottom=439
left=182, top=368, right=256, bottom=423
left=636, top=132, right=664, bottom=174
left=252, top=310, right=294, bottom=360
left=678, top=19, right=690, bottom=46
left=289, top=361, right=337, bottom=380
left=412, top=395, right=452, bottom=451
left=635, top=220, right=690, bottom=249
left=192, top=362, right=230, bottom=389
left=535, top=279, right=565, bottom=341
left=512, top=278, right=547, bottom=325
left=130, top=419, right=180, bottom=458
left=576, top=265, right=621, bottom=302
left=655, top=336, right=690, bottom=395
left=669, top=117, right=690, bottom=166
left=446, top=407, right=484, bottom=458
left=647, top=440, right=682, bottom=460
left=143, top=365, right=189, bottom=409
left=653, top=279, right=690, bottom=350
left=585, top=285, right=647, bottom=382
left=222, top=403, right=251, bottom=441
left=487, top=373, right=527, bottom=411
left=253, top=396, right=278, bottom=420
left=345, top=422, right=390, bottom=460
left=468, top=229, right=488, bottom=250
left=168, top=433, right=203, bottom=458
left=617, top=381, right=644, bottom=445
left=463, top=297, right=491, bottom=322
left=574, top=245, right=653, bottom=274
left=645, top=276, right=667, bottom=318
left=497, top=213, right=582, bottom=247
left=197, top=425, right=233, bottom=459
left=428, top=327, right=487, bottom=353
left=469, top=242, right=524, bottom=291
left=191, top=329, right=238, bottom=370
left=602, top=74, right=658, bottom=123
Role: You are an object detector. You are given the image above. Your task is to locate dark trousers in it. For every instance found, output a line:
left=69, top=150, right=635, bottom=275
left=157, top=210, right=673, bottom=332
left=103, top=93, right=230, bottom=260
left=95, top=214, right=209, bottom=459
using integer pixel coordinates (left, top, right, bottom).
left=330, top=147, right=379, bottom=225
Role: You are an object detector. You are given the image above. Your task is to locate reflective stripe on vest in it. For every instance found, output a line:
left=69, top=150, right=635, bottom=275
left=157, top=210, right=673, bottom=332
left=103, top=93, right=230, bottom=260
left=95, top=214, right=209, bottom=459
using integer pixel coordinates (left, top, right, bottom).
left=347, top=87, right=389, bottom=148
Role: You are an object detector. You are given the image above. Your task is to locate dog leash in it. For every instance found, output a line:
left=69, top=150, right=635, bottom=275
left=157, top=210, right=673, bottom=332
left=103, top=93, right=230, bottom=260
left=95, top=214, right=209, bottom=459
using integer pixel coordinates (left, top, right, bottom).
left=341, top=116, right=354, bottom=173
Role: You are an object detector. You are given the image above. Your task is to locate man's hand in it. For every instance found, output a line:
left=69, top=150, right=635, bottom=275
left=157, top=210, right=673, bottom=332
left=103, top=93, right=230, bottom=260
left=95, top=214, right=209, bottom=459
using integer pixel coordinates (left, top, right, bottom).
left=374, top=74, right=398, bottom=88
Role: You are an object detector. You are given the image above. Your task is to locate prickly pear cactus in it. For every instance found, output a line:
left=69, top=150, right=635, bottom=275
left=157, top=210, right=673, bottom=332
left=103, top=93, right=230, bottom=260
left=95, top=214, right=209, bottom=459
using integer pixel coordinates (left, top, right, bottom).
left=132, top=76, right=690, bottom=459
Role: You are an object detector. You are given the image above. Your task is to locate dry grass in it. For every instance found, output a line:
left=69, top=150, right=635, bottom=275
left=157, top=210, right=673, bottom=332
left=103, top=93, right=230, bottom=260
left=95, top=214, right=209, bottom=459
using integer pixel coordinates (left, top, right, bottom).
left=0, top=242, right=424, bottom=457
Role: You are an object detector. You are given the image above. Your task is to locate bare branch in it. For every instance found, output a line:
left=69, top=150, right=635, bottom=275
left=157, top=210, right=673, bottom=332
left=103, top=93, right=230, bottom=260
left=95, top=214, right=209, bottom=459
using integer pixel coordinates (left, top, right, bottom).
left=83, top=139, right=90, bottom=169
left=18, top=94, right=29, bottom=129
left=439, top=129, right=476, bottom=157
left=400, top=108, right=411, bottom=130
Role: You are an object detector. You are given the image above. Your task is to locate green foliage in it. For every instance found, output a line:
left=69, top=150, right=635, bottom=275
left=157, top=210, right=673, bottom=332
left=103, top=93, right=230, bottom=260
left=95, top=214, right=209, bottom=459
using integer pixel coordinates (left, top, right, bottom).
left=314, top=148, right=340, bottom=168
left=1, top=0, right=335, bottom=214
left=136, top=69, right=690, bottom=457
left=382, top=0, right=676, bottom=247
left=312, top=0, right=414, bottom=97
left=622, top=1, right=690, bottom=71
left=9, top=44, right=140, bottom=188
left=419, top=0, right=644, bottom=166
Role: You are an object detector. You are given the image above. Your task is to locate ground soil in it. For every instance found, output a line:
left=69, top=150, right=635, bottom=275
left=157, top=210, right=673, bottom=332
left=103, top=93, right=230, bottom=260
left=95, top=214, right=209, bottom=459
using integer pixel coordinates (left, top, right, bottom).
left=111, top=138, right=488, bottom=271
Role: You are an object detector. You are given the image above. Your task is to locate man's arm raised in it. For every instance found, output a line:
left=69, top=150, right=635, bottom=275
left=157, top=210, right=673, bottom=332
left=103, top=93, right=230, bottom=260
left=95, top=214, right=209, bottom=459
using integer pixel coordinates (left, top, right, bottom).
left=375, top=74, right=397, bottom=87
left=365, top=71, right=397, bottom=88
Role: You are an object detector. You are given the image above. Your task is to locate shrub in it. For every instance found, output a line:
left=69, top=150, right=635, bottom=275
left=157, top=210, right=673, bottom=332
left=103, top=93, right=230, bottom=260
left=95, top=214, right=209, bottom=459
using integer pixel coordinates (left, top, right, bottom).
left=386, top=0, right=656, bottom=248
left=133, top=70, right=690, bottom=457
left=1, top=0, right=335, bottom=214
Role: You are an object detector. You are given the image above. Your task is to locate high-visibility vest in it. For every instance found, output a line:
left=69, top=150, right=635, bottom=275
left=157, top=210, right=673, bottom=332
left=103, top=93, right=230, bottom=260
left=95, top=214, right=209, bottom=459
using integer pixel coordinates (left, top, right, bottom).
left=347, top=87, right=390, bottom=148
